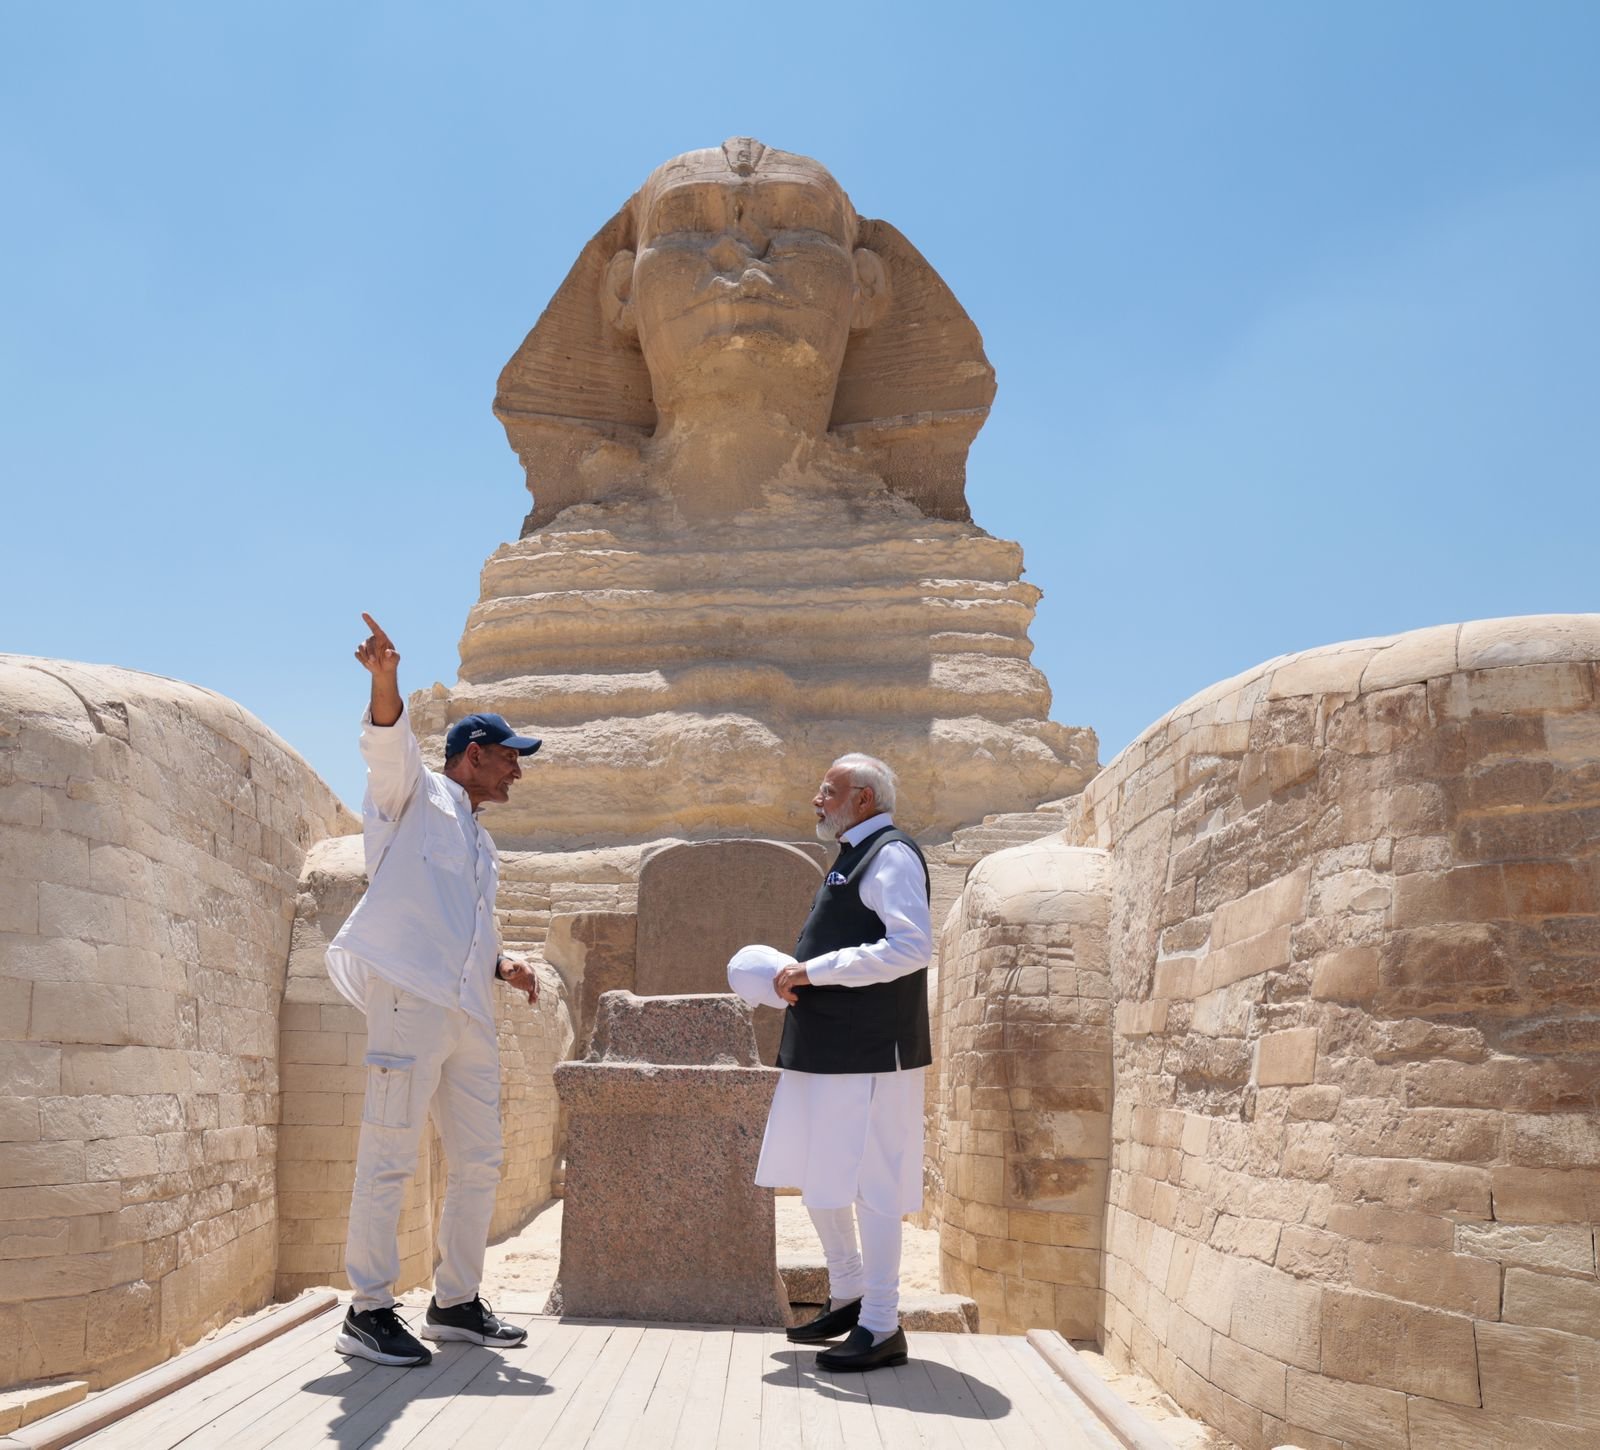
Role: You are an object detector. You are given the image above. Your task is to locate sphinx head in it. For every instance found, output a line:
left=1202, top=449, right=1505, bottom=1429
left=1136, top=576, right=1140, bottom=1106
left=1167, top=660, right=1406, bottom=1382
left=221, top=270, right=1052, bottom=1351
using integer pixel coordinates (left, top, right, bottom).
left=495, top=138, right=994, bottom=530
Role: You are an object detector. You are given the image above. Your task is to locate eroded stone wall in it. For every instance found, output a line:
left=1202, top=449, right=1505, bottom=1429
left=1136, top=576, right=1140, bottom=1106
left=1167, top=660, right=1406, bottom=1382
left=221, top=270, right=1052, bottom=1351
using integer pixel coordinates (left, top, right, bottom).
left=936, top=836, right=1112, bottom=1336
left=0, top=657, right=353, bottom=1390
left=1072, top=616, right=1600, bottom=1450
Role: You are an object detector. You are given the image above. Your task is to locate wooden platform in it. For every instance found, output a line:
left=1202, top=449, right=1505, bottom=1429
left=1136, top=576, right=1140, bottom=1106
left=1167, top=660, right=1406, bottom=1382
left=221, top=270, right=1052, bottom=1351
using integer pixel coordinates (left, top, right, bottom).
left=64, top=1302, right=1127, bottom=1449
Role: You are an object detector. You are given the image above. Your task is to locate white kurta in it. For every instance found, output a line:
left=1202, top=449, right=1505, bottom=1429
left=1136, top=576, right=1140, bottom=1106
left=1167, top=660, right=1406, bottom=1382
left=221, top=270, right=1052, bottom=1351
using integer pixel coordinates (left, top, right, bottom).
left=748, top=814, right=932, bottom=1216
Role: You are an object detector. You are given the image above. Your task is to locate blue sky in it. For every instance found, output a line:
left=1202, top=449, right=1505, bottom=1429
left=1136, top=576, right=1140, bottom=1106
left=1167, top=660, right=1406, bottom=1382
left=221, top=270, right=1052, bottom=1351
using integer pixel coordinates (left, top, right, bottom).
left=2, top=3, right=1596, bottom=811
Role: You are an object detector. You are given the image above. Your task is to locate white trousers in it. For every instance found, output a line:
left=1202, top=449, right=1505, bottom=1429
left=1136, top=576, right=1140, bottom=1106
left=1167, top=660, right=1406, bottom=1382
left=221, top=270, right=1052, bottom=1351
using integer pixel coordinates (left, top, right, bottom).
left=345, top=976, right=503, bottom=1312
left=808, top=1200, right=904, bottom=1335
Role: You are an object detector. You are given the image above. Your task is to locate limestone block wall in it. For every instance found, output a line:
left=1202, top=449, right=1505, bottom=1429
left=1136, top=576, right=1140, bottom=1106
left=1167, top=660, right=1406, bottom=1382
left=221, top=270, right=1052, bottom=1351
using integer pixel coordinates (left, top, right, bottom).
left=1072, top=616, right=1600, bottom=1450
left=275, top=836, right=574, bottom=1299
left=936, top=837, right=1112, bottom=1336
left=0, top=656, right=353, bottom=1390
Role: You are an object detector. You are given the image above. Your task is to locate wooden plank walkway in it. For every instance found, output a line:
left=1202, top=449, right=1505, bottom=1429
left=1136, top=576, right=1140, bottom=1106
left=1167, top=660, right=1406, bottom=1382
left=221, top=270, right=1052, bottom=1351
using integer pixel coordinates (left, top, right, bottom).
left=65, top=1303, right=1127, bottom=1449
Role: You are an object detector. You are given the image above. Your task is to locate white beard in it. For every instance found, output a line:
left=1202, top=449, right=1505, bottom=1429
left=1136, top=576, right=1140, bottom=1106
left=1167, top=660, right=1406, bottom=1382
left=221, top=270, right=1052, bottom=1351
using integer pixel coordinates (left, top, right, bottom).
left=814, top=812, right=844, bottom=842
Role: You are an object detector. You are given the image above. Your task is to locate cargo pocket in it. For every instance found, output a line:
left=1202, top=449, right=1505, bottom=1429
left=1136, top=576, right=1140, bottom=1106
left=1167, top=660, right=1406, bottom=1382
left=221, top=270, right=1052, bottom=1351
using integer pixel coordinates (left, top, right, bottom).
left=362, top=1052, right=416, bottom=1129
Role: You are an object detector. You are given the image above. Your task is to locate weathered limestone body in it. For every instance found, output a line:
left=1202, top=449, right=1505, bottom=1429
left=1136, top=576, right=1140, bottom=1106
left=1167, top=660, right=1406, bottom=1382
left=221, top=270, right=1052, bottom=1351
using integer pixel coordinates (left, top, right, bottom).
left=936, top=837, right=1112, bottom=1337
left=937, top=613, right=1600, bottom=1450
left=550, top=992, right=786, bottom=1325
left=0, top=656, right=354, bottom=1388
left=409, top=138, right=1094, bottom=847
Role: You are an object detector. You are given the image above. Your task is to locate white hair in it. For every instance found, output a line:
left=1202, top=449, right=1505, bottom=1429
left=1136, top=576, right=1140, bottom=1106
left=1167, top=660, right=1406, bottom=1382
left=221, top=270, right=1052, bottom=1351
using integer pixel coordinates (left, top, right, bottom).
left=831, top=753, right=897, bottom=814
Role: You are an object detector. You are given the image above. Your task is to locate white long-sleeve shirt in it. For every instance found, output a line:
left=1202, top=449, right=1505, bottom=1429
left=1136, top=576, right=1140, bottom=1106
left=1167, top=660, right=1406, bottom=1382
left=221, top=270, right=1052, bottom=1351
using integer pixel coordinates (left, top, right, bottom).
left=802, top=813, right=933, bottom=987
left=326, top=705, right=502, bottom=1025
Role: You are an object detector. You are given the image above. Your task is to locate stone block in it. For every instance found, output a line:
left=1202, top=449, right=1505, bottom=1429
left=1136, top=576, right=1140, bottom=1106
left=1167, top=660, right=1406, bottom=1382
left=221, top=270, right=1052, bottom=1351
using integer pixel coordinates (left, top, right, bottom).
left=544, top=910, right=638, bottom=1054
left=1018, top=1242, right=1098, bottom=1287
left=1205, top=925, right=1292, bottom=991
left=1325, top=684, right=1430, bottom=755
left=1455, top=1222, right=1595, bottom=1274
left=1181, top=1243, right=1239, bottom=1334
left=0, top=1096, right=40, bottom=1144
left=1477, top=1321, right=1600, bottom=1431
left=1331, top=1157, right=1492, bottom=1218
left=1238, top=746, right=1318, bottom=806
left=1407, top=1399, right=1599, bottom=1450
left=1209, top=1214, right=1281, bottom=1264
left=586, top=990, right=759, bottom=1067
left=0, top=1244, right=143, bottom=1302
left=0, top=1141, right=86, bottom=1189
left=0, top=878, right=39, bottom=934
left=1274, top=1225, right=1348, bottom=1282
left=0, top=1040, right=61, bottom=1097
left=1346, top=1241, right=1501, bottom=1317
left=1286, top=1368, right=1408, bottom=1450
left=1209, top=1332, right=1287, bottom=1418
left=1229, top=1261, right=1321, bottom=1372
left=1359, top=623, right=1459, bottom=692
left=1490, top=1167, right=1595, bottom=1223
left=551, top=992, right=784, bottom=1326
left=1268, top=651, right=1372, bottom=700
left=1437, top=660, right=1593, bottom=716
left=1502, top=1267, right=1600, bottom=1338
left=635, top=840, right=823, bottom=1064
left=1319, top=1288, right=1479, bottom=1404
left=28, top=983, right=132, bottom=1047
left=1255, top=1028, right=1317, bottom=1087
left=1210, top=867, right=1311, bottom=951
left=1505, top=1112, right=1600, bottom=1168
left=37, top=883, right=126, bottom=946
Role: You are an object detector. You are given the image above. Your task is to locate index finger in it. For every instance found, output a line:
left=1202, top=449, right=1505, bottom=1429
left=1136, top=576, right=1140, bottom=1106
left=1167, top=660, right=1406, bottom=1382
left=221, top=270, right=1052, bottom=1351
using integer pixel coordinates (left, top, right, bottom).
left=360, top=612, right=392, bottom=645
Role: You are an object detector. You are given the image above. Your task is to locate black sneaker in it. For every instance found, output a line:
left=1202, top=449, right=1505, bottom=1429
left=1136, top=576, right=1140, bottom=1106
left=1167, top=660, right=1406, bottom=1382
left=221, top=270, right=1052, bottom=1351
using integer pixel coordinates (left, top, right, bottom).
left=420, top=1295, right=528, bottom=1347
left=334, top=1305, right=432, bottom=1367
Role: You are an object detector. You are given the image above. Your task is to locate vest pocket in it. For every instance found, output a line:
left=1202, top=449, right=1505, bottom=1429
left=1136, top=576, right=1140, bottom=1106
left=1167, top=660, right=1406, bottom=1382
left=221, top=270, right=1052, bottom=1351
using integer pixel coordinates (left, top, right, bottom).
left=362, top=1052, right=416, bottom=1129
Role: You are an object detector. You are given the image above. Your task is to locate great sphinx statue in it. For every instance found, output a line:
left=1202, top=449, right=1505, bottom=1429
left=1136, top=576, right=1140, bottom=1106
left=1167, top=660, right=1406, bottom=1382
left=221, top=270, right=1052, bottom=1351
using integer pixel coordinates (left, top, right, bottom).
left=411, top=138, right=1096, bottom=847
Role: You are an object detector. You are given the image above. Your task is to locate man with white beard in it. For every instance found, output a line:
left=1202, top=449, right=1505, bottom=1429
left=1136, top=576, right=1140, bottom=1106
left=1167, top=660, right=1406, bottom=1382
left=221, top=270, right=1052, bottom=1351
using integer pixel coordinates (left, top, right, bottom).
left=734, top=753, right=932, bottom=1372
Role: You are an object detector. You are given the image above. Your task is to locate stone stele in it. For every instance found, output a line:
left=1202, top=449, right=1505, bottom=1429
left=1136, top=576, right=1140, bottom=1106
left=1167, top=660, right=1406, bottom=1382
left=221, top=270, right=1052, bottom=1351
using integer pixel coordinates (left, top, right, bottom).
left=634, top=839, right=824, bottom=1063
left=550, top=991, right=786, bottom=1326
left=408, top=136, right=1097, bottom=848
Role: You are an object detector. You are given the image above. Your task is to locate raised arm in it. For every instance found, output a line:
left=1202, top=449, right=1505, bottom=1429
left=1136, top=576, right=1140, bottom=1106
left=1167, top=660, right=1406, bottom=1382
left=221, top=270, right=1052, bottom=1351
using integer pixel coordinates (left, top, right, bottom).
left=353, top=612, right=421, bottom=822
left=355, top=612, right=403, bottom=726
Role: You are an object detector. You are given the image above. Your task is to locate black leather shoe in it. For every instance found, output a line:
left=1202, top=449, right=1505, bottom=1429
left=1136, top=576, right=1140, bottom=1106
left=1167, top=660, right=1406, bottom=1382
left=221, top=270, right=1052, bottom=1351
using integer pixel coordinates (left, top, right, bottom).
left=815, top=1325, right=908, bottom=1371
left=786, top=1297, right=862, bottom=1343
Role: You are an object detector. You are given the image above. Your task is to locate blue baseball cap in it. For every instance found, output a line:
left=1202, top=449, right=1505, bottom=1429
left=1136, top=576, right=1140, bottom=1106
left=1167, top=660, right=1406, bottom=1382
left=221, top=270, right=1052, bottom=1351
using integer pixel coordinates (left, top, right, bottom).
left=445, top=713, right=543, bottom=758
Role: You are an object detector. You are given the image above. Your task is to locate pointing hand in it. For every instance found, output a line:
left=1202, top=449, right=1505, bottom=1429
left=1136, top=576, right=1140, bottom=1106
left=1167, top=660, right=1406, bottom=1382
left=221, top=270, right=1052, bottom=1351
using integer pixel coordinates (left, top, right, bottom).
left=355, top=613, right=400, bottom=677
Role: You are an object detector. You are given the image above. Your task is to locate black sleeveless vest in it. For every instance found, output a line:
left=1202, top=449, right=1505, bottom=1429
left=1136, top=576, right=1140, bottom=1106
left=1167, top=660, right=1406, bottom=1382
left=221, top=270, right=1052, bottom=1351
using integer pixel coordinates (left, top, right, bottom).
left=778, top=824, right=932, bottom=1074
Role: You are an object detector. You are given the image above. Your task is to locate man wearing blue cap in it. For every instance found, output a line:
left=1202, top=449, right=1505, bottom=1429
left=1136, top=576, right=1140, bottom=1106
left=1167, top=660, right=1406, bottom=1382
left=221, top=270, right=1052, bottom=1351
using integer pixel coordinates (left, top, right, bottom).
left=326, top=613, right=544, bottom=1369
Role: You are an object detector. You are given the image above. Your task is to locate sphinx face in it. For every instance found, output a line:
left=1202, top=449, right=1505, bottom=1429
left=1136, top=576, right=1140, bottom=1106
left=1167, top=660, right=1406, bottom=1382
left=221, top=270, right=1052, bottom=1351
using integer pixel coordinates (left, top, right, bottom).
left=625, top=156, right=865, bottom=420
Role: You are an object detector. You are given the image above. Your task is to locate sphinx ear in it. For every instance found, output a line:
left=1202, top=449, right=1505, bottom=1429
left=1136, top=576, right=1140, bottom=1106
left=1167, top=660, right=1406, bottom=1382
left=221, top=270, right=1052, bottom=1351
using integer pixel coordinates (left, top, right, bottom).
left=850, top=247, right=891, bottom=332
left=600, top=250, right=637, bottom=337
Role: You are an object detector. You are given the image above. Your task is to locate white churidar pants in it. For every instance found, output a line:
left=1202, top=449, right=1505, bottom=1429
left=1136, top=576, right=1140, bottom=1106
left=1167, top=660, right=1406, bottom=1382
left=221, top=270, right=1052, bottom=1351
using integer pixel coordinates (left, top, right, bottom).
left=345, top=975, right=503, bottom=1312
left=807, top=1200, right=905, bottom=1335
left=756, top=1066, right=925, bottom=1336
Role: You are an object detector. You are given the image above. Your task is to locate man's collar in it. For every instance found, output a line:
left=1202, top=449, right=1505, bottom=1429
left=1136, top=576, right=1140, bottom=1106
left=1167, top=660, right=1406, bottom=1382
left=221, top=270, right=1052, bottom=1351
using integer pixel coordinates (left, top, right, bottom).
left=439, top=772, right=479, bottom=814
left=839, top=811, right=893, bottom=848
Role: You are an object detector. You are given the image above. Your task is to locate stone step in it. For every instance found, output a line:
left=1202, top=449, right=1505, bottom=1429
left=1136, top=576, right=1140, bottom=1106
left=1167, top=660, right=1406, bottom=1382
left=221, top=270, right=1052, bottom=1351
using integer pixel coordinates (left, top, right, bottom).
left=778, top=1258, right=977, bottom=1333
left=497, top=909, right=551, bottom=928
left=943, top=803, right=1075, bottom=866
left=0, top=1379, right=89, bottom=1436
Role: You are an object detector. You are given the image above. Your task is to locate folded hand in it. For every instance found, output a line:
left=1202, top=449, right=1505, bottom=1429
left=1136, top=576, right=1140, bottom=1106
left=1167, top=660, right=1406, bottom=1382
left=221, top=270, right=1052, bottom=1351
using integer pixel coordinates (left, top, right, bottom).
left=774, top=964, right=811, bottom=1004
